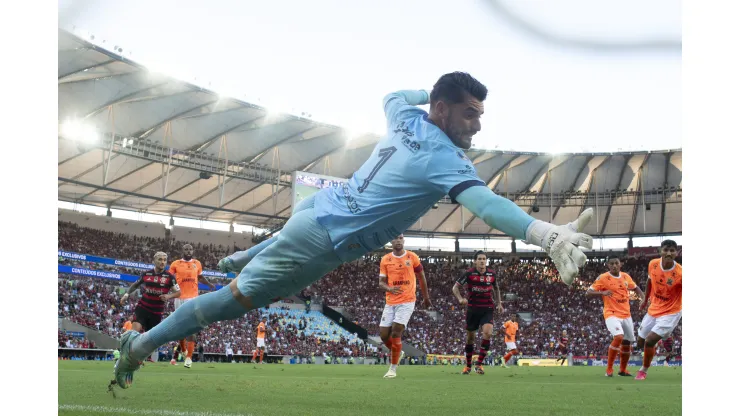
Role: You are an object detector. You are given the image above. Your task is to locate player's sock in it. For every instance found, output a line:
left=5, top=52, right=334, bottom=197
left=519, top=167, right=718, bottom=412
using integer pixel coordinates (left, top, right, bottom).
left=464, top=344, right=474, bottom=368
left=252, top=350, right=258, bottom=361
left=260, top=350, right=264, bottom=363
left=179, top=339, right=187, bottom=356
left=641, top=346, right=656, bottom=373
left=383, top=338, right=392, bottom=350
left=186, top=341, right=195, bottom=358
left=477, top=339, right=490, bottom=365
left=129, top=286, right=247, bottom=361
left=619, top=344, right=631, bottom=373
left=503, top=350, right=514, bottom=363
left=390, top=337, right=402, bottom=365
left=607, top=336, right=623, bottom=370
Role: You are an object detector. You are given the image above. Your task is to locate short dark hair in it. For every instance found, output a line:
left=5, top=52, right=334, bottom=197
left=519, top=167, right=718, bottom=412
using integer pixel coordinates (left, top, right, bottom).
left=607, top=255, right=621, bottom=262
left=474, top=250, right=486, bottom=260
left=430, top=72, right=488, bottom=104
left=661, top=239, right=678, bottom=249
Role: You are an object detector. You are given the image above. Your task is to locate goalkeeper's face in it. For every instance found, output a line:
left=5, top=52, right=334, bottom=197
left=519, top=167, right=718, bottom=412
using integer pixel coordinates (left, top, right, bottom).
left=441, top=93, right=484, bottom=150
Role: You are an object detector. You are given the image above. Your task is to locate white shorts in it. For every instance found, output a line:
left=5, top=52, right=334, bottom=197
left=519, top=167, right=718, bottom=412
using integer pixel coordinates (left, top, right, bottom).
left=174, top=297, right=194, bottom=310
left=605, top=316, right=636, bottom=342
left=379, top=302, right=415, bottom=327
left=257, top=338, right=266, bottom=348
left=505, top=342, right=517, bottom=350
left=638, top=311, right=682, bottom=339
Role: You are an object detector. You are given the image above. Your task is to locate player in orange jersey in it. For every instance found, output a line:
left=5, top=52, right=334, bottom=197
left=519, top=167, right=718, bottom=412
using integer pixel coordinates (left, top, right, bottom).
left=500, top=314, right=519, bottom=368
left=122, top=320, right=133, bottom=332
left=635, top=239, right=682, bottom=380
left=169, top=244, right=215, bottom=369
left=378, top=235, right=431, bottom=378
left=586, top=256, right=645, bottom=377
left=252, top=317, right=268, bottom=364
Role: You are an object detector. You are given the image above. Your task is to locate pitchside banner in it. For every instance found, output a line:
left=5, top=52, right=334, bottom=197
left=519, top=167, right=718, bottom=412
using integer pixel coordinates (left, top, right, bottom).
left=57, top=265, right=224, bottom=291
left=57, top=250, right=237, bottom=279
left=517, top=358, right=567, bottom=367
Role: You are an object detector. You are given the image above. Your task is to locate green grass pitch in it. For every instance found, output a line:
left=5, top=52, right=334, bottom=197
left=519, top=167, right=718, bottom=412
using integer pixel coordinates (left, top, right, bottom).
left=58, top=361, right=681, bottom=415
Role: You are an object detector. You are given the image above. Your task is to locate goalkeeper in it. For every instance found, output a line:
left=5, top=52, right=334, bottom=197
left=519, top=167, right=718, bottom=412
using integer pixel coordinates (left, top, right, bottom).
left=114, top=72, right=594, bottom=389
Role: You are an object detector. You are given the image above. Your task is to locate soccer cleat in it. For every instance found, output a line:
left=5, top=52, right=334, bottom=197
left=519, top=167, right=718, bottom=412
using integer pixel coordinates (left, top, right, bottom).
left=461, top=366, right=471, bottom=375
left=113, top=331, right=142, bottom=389
left=474, top=364, right=485, bottom=375
left=501, top=359, right=509, bottom=369
left=383, top=368, right=397, bottom=378
left=635, top=370, right=647, bottom=380
left=184, top=357, right=192, bottom=368
left=618, top=371, right=633, bottom=377
left=605, top=368, right=614, bottom=377
left=170, top=359, right=177, bottom=366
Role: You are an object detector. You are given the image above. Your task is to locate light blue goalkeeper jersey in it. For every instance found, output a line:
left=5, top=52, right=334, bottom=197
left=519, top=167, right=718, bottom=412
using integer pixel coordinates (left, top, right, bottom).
left=314, top=90, right=488, bottom=262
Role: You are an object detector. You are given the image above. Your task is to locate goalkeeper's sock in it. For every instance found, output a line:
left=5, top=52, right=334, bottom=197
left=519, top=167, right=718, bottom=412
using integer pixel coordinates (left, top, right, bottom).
left=130, top=286, right=247, bottom=361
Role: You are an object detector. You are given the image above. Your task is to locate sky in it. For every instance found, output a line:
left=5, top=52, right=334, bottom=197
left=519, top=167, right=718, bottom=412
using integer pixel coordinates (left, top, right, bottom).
left=58, top=0, right=681, bottom=153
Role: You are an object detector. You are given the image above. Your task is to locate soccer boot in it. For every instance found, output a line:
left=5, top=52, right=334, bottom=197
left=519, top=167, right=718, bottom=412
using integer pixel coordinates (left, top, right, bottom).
left=113, top=331, right=142, bottom=389
left=605, top=368, right=614, bottom=377
left=383, top=368, right=397, bottom=378
left=184, top=357, right=192, bottom=368
left=461, top=366, right=471, bottom=375
left=635, top=370, right=647, bottom=380
left=618, top=371, right=633, bottom=377
left=474, top=364, right=485, bottom=375
left=170, top=358, right=177, bottom=366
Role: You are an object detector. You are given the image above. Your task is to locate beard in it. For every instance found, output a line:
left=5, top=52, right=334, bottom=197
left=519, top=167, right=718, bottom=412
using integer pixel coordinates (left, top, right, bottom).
left=183, top=255, right=193, bottom=261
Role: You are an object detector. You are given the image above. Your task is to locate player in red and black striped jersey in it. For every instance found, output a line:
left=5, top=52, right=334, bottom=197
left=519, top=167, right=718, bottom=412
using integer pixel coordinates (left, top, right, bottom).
left=556, top=330, right=569, bottom=366
left=120, top=252, right=181, bottom=333
left=661, top=336, right=676, bottom=363
left=453, top=251, right=503, bottom=375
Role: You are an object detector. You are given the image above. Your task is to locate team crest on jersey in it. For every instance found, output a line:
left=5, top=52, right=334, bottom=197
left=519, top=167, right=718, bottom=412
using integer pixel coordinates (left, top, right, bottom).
left=486, top=276, right=492, bottom=283
left=405, top=260, right=411, bottom=267
left=667, top=278, right=673, bottom=286
left=160, top=277, right=168, bottom=285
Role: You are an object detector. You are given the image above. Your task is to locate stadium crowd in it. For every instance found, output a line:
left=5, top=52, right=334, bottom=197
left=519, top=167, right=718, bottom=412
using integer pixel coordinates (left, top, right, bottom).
left=58, top=221, right=681, bottom=359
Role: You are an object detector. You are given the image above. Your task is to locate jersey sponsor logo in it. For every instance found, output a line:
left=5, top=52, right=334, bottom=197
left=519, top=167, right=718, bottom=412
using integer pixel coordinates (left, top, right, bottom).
left=341, top=183, right=361, bottom=214
left=392, top=280, right=411, bottom=286
left=471, top=286, right=492, bottom=293
left=457, top=165, right=474, bottom=175
left=654, top=294, right=671, bottom=302
left=401, top=136, right=420, bottom=153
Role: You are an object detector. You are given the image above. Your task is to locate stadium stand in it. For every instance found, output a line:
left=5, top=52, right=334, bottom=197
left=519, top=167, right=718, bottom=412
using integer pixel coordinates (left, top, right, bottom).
left=58, top=219, right=680, bottom=360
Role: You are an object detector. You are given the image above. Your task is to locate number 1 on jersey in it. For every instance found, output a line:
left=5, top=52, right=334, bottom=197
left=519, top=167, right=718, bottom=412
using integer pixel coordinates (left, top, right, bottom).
left=358, top=146, right=397, bottom=193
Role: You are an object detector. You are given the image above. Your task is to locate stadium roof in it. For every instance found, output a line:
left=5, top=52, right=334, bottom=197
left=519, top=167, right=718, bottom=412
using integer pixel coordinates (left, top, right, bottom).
left=58, top=29, right=682, bottom=238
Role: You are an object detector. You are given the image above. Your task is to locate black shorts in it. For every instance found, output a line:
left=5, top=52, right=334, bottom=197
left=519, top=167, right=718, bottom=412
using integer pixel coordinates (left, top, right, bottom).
left=465, top=307, right=494, bottom=331
left=133, top=305, right=162, bottom=332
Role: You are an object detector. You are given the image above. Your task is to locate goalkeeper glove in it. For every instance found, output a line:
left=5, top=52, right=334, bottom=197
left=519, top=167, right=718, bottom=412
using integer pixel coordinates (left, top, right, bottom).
left=525, top=208, right=594, bottom=286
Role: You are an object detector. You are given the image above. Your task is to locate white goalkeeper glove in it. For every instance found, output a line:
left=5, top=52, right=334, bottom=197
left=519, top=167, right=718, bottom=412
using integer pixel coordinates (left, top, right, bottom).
left=525, top=208, right=594, bottom=286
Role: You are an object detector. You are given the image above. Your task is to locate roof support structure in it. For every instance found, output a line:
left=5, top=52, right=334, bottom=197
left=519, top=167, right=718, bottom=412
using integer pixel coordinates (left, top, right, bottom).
left=660, top=152, right=674, bottom=233
left=551, top=155, right=594, bottom=220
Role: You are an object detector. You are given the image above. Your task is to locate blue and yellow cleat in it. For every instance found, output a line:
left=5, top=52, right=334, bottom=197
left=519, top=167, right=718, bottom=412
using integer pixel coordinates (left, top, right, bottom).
left=113, top=330, right=142, bottom=389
